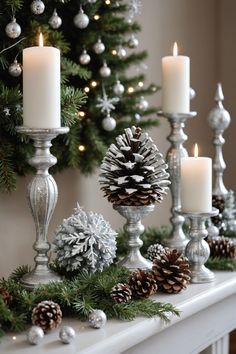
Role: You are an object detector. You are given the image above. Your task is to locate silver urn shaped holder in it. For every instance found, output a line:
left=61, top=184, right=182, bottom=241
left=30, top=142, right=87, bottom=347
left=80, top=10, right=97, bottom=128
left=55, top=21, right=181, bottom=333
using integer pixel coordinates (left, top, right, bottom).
left=113, top=204, right=155, bottom=270
left=177, top=208, right=219, bottom=283
left=16, top=126, right=69, bottom=290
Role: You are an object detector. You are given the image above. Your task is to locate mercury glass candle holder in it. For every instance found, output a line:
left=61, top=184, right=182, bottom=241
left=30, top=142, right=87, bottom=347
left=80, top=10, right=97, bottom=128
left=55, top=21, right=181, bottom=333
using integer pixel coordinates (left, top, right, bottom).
left=16, top=126, right=69, bottom=290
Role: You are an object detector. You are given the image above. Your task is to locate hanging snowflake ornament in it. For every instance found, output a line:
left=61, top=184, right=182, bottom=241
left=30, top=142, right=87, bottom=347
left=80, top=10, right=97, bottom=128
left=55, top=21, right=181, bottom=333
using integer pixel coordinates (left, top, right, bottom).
left=128, top=0, right=142, bottom=21
left=54, top=204, right=117, bottom=272
left=99, top=126, right=170, bottom=206
left=96, top=88, right=119, bottom=114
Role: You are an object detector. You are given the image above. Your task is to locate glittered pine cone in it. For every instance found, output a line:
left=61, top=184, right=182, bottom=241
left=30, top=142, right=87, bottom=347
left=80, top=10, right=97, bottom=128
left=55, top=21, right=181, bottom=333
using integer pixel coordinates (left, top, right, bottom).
left=99, top=126, right=170, bottom=206
left=207, top=237, right=236, bottom=259
left=152, top=249, right=191, bottom=294
left=32, top=300, right=62, bottom=332
left=110, top=283, right=132, bottom=303
left=212, top=194, right=225, bottom=213
left=146, top=243, right=167, bottom=262
left=129, top=269, right=158, bottom=298
left=0, top=287, right=12, bottom=304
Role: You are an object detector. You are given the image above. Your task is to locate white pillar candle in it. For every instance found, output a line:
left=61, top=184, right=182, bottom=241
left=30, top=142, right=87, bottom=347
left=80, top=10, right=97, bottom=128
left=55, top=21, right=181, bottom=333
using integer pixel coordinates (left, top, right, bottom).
left=162, top=42, right=190, bottom=113
left=181, top=144, right=212, bottom=213
left=23, top=33, right=61, bottom=129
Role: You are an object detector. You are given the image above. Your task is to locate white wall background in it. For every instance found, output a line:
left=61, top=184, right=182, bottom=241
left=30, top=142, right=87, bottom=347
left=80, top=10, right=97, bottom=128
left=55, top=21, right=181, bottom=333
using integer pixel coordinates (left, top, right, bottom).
left=0, top=0, right=235, bottom=277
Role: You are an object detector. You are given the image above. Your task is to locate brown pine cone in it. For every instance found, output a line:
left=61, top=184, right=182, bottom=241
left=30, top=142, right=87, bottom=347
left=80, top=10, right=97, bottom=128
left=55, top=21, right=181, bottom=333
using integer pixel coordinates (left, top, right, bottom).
left=110, top=283, right=132, bottom=303
left=207, top=237, right=236, bottom=259
left=32, top=300, right=62, bottom=332
left=146, top=243, right=167, bottom=262
left=152, top=249, right=191, bottom=294
left=129, top=269, right=158, bottom=298
left=0, top=287, right=12, bottom=304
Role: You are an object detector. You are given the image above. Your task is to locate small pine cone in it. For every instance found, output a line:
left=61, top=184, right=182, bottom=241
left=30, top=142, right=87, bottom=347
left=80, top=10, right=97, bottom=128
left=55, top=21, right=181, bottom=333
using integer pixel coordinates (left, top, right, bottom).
left=207, top=237, right=236, bottom=259
left=146, top=243, right=167, bottom=262
left=152, top=249, right=191, bottom=294
left=129, top=269, right=158, bottom=298
left=32, top=300, right=62, bottom=332
left=0, top=287, right=12, bottom=304
left=110, top=283, right=132, bottom=303
left=212, top=195, right=225, bottom=213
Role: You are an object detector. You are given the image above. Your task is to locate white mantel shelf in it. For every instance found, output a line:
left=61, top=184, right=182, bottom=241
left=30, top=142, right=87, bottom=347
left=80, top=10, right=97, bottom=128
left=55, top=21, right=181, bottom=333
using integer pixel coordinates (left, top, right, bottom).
left=1, top=271, right=236, bottom=354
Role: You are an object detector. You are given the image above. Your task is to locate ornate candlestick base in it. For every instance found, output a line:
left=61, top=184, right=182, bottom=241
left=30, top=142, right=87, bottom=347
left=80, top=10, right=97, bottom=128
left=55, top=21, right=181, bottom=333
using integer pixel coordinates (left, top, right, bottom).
left=177, top=208, right=218, bottom=283
left=157, top=111, right=196, bottom=252
left=16, top=126, right=69, bottom=290
left=113, top=204, right=154, bottom=270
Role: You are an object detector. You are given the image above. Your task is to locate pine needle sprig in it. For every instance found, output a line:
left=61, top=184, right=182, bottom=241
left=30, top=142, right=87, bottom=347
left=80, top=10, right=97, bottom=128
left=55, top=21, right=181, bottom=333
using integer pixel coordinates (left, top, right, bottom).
left=206, top=256, right=236, bottom=271
left=9, top=265, right=32, bottom=281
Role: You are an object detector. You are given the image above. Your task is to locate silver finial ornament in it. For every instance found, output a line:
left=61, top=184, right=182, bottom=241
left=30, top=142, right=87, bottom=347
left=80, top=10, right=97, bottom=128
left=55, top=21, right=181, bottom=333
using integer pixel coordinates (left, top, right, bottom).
left=207, top=83, right=230, bottom=197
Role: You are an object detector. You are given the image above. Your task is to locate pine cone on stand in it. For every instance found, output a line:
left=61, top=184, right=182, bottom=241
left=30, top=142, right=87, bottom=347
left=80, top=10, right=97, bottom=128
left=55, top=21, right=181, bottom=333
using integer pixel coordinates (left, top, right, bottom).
left=110, top=283, right=132, bottom=303
left=99, top=126, right=170, bottom=206
left=207, top=237, right=236, bottom=259
left=32, top=300, right=62, bottom=332
left=129, top=269, right=158, bottom=298
left=152, top=249, right=191, bottom=294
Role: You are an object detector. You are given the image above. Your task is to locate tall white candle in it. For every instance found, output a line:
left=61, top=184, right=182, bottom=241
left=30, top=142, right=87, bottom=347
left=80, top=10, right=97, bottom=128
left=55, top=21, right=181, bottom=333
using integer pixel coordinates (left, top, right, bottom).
left=181, top=144, right=212, bottom=213
left=23, top=33, right=61, bottom=129
left=162, top=42, right=190, bottom=113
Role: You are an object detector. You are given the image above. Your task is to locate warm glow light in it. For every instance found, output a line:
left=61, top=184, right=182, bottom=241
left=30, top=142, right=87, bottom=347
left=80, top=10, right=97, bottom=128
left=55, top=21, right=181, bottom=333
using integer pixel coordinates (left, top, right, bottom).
left=94, top=14, right=100, bottom=20
left=91, top=80, right=98, bottom=88
left=12, top=336, right=16, bottom=341
left=111, top=49, right=117, bottom=55
left=127, top=86, right=134, bottom=94
left=194, top=143, right=199, bottom=158
left=39, top=32, right=43, bottom=47
left=173, top=42, right=178, bottom=56
left=138, top=81, right=144, bottom=88
left=84, top=86, right=90, bottom=93
left=105, top=0, right=111, bottom=4
left=78, top=111, right=85, bottom=117
left=78, top=145, right=86, bottom=152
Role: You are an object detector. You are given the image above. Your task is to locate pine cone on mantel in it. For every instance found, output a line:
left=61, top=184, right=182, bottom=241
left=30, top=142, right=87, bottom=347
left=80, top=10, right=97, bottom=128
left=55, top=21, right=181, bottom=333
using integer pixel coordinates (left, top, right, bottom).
left=99, top=126, right=170, bottom=206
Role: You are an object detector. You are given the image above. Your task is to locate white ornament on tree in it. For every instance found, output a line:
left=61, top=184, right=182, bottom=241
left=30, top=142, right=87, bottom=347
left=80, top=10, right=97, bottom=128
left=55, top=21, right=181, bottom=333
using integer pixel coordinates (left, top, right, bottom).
left=99, top=61, right=111, bottom=77
left=113, top=80, right=125, bottom=96
left=136, top=96, right=149, bottom=111
left=31, top=0, right=45, bottom=15
left=8, top=59, right=22, bottom=77
left=79, top=49, right=91, bottom=65
left=5, top=18, right=21, bottom=39
left=117, top=45, right=127, bottom=59
left=93, top=38, right=105, bottom=54
left=49, top=9, right=62, bottom=29
left=74, top=7, right=89, bottom=29
left=102, top=113, right=116, bottom=131
left=128, top=34, right=139, bottom=48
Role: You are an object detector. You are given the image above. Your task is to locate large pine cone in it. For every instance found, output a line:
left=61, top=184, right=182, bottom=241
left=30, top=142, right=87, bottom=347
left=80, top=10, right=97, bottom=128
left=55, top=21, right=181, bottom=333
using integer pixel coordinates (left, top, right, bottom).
left=32, top=301, right=62, bottom=332
left=152, top=249, right=191, bottom=294
left=207, top=237, right=236, bottom=259
left=99, top=126, right=170, bottom=206
left=110, top=283, right=132, bottom=303
left=0, top=287, right=12, bottom=304
left=129, top=269, right=158, bottom=298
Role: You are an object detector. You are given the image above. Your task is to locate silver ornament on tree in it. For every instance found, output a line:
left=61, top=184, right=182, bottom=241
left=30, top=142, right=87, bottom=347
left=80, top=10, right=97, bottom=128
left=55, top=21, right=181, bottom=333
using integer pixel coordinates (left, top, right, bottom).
left=74, top=7, right=89, bottom=29
left=49, top=9, right=62, bottom=29
left=113, top=80, right=125, bottom=96
left=96, top=86, right=119, bottom=131
left=79, top=49, right=91, bottom=65
left=8, top=59, right=22, bottom=77
left=102, top=113, right=116, bottom=131
left=5, top=18, right=21, bottom=39
left=27, top=326, right=44, bottom=345
left=93, top=37, right=105, bottom=54
left=117, top=45, right=127, bottom=59
left=59, top=326, right=76, bottom=344
left=128, top=34, right=139, bottom=48
left=136, top=96, right=149, bottom=111
left=31, top=0, right=45, bottom=15
left=99, top=61, right=111, bottom=77
left=88, top=309, right=107, bottom=329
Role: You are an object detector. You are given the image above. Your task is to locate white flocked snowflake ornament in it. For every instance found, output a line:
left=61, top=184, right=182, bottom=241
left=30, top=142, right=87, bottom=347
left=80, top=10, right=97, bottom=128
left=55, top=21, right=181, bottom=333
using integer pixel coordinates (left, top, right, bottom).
left=54, top=204, right=117, bottom=272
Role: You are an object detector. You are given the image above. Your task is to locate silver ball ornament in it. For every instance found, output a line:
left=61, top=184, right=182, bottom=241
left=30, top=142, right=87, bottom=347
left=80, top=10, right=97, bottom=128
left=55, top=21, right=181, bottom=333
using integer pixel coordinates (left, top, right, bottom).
left=31, top=0, right=45, bottom=15
left=117, top=46, right=126, bottom=59
left=79, top=50, right=91, bottom=65
left=5, top=18, right=21, bottom=39
left=128, top=35, right=139, bottom=48
left=93, top=38, right=105, bottom=54
left=190, top=87, right=196, bottom=100
left=59, top=326, right=76, bottom=344
left=102, top=115, right=116, bottom=131
left=49, top=9, right=62, bottom=29
left=135, top=113, right=141, bottom=121
left=27, top=326, right=44, bottom=345
left=87, top=0, right=97, bottom=3
left=136, top=96, right=149, bottom=111
left=113, top=80, right=124, bottom=96
left=99, top=62, right=111, bottom=77
left=88, top=309, right=107, bottom=329
left=8, top=60, right=22, bottom=77
left=74, top=8, right=89, bottom=29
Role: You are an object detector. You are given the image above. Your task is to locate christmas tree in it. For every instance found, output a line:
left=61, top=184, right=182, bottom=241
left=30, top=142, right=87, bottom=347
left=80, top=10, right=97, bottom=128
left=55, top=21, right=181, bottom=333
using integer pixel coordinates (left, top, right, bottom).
left=0, top=0, right=158, bottom=192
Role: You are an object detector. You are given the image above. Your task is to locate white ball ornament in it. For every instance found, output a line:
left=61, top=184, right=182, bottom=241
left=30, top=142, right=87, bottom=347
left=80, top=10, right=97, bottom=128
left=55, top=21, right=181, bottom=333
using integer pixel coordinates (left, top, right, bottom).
left=113, top=80, right=124, bottom=96
left=117, top=46, right=126, bottom=59
left=59, top=326, right=76, bottom=344
left=136, top=96, right=149, bottom=111
left=99, top=62, right=111, bottom=77
left=74, top=8, right=89, bottom=29
left=8, top=60, right=22, bottom=77
left=128, top=34, right=139, bottom=48
left=79, top=49, right=91, bottom=65
left=49, top=9, right=62, bottom=29
left=30, top=0, right=45, bottom=15
left=190, top=87, right=196, bottom=100
left=27, top=326, right=44, bottom=345
left=93, top=38, right=105, bottom=54
left=102, top=114, right=116, bottom=131
left=5, top=18, right=21, bottom=39
left=88, top=309, right=107, bottom=329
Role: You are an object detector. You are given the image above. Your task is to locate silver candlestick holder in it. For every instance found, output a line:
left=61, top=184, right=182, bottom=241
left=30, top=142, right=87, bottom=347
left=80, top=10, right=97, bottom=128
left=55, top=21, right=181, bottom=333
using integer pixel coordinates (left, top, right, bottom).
left=177, top=208, right=219, bottom=283
left=113, top=204, right=154, bottom=270
left=16, top=126, right=69, bottom=290
left=207, top=83, right=230, bottom=197
left=157, top=111, right=196, bottom=252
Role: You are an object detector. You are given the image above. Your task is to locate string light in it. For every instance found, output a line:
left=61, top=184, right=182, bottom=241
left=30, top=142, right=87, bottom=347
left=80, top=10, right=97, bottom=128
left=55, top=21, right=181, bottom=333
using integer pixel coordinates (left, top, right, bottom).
left=78, top=145, right=86, bottom=152
left=111, top=49, right=117, bottom=55
left=12, top=336, right=16, bottom=341
left=94, top=14, right=100, bottom=20
left=138, top=81, right=144, bottom=88
left=84, top=86, right=90, bottom=93
left=90, top=80, right=98, bottom=88
left=127, top=86, right=134, bottom=94
left=105, top=0, right=111, bottom=4
left=78, top=111, right=85, bottom=118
